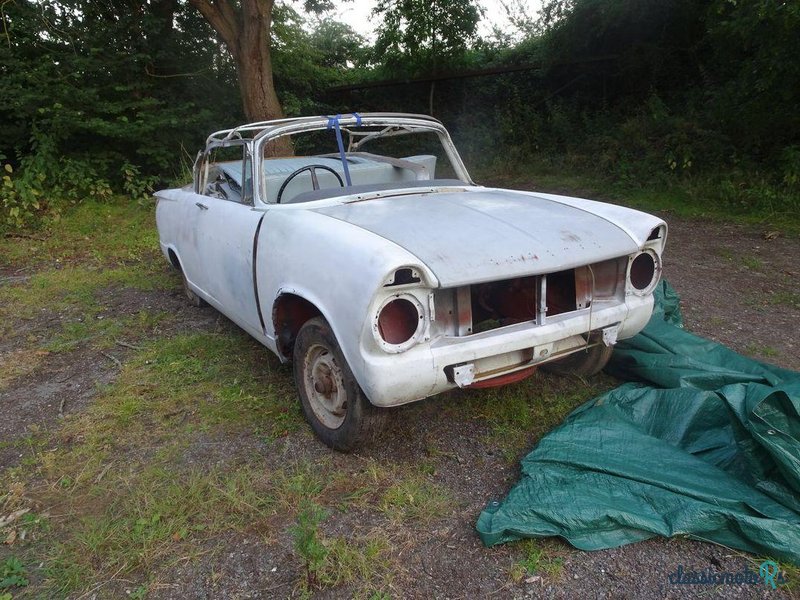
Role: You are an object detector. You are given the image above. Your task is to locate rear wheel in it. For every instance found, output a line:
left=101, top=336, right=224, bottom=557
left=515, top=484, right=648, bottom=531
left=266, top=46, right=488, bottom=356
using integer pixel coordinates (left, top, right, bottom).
left=543, top=344, right=613, bottom=377
left=293, top=317, right=385, bottom=451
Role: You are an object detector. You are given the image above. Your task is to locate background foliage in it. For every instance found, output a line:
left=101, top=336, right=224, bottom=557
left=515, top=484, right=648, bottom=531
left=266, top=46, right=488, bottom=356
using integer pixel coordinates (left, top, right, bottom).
left=1, top=0, right=797, bottom=228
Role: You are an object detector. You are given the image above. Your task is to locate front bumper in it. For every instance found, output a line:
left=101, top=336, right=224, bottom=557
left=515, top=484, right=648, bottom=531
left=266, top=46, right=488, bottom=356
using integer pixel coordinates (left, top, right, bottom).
left=358, top=294, right=654, bottom=407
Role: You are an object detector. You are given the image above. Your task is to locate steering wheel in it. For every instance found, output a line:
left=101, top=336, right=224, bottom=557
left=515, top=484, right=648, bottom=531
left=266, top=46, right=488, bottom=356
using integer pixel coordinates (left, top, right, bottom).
left=276, top=164, right=345, bottom=204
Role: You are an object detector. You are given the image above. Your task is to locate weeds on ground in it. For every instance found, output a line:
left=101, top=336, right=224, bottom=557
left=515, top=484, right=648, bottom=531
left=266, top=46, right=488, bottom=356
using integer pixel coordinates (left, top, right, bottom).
left=747, top=554, right=798, bottom=592
left=379, top=476, right=453, bottom=524
left=292, top=502, right=329, bottom=589
left=745, top=344, right=779, bottom=359
left=0, top=327, right=304, bottom=595
left=291, top=501, right=391, bottom=597
left=273, top=461, right=332, bottom=509
left=42, top=465, right=275, bottom=594
left=508, top=539, right=565, bottom=583
left=0, top=199, right=159, bottom=270
left=0, top=320, right=408, bottom=597
left=742, top=256, right=763, bottom=271
left=771, top=291, right=800, bottom=310
left=0, top=198, right=173, bottom=354
left=0, top=199, right=404, bottom=598
left=0, top=349, right=48, bottom=391
left=0, top=556, right=28, bottom=591
left=454, top=372, right=616, bottom=461
left=476, top=164, right=800, bottom=235
left=1, top=194, right=625, bottom=599
left=44, top=309, right=170, bottom=353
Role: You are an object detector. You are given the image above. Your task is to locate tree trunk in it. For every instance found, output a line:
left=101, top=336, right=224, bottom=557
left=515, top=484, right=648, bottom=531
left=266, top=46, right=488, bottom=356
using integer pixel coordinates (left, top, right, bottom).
left=188, top=0, right=293, bottom=155
left=236, top=0, right=292, bottom=155
left=237, top=0, right=281, bottom=123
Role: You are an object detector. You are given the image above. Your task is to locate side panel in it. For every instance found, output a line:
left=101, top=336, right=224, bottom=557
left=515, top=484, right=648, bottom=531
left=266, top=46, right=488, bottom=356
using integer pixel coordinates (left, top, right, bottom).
left=155, top=187, right=199, bottom=269
left=190, top=198, right=264, bottom=335
left=155, top=187, right=265, bottom=337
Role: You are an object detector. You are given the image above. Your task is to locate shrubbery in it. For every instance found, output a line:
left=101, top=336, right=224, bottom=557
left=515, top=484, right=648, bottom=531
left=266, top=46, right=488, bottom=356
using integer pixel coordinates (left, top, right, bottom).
left=2, top=0, right=797, bottom=228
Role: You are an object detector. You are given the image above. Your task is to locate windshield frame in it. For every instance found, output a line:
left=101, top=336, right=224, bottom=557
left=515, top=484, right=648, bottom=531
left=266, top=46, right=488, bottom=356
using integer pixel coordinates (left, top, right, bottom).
left=247, top=114, right=473, bottom=207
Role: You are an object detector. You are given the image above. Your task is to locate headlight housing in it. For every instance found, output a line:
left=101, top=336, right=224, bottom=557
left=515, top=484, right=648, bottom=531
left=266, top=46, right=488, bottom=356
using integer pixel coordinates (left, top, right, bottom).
left=373, top=293, right=425, bottom=353
left=627, top=249, right=661, bottom=296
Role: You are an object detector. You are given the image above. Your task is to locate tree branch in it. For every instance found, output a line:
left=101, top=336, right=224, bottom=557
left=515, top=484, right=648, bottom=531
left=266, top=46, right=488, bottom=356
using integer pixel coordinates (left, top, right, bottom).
left=187, top=0, right=239, bottom=55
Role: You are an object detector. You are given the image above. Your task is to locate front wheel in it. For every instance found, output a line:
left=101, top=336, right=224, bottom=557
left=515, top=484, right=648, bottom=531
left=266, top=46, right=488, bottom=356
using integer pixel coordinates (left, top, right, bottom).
left=543, top=343, right=614, bottom=377
left=293, top=317, right=385, bottom=451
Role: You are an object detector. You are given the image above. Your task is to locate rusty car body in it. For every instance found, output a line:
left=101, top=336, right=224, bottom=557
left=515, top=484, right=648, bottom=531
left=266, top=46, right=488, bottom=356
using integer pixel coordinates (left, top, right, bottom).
left=155, top=113, right=667, bottom=450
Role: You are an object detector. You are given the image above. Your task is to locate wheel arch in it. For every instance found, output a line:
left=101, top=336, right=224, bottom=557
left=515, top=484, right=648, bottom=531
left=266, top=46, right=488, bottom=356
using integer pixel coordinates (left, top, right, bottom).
left=166, top=246, right=181, bottom=270
left=272, top=291, right=325, bottom=360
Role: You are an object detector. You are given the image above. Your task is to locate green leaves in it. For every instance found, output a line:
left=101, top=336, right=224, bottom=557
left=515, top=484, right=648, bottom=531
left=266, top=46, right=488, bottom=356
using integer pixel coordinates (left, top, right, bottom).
left=291, top=501, right=329, bottom=587
left=372, top=0, right=482, bottom=74
left=0, top=557, right=29, bottom=590
left=271, top=4, right=365, bottom=115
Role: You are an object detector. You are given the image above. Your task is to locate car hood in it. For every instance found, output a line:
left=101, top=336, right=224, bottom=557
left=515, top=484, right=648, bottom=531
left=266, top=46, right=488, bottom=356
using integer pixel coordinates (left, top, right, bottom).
left=313, top=187, right=661, bottom=287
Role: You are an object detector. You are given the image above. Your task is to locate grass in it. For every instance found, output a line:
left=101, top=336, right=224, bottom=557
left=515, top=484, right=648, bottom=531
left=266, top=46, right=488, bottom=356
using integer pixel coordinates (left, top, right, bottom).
left=1, top=556, right=29, bottom=591
left=0, top=265, right=174, bottom=346
left=44, top=330, right=301, bottom=462
left=0, top=199, right=160, bottom=271
left=508, top=539, right=565, bottom=583
left=453, top=373, right=616, bottom=461
left=0, top=198, right=315, bottom=596
left=8, top=193, right=793, bottom=598
left=713, top=248, right=766, bottom=273
left=742, top=256, right=763, bottom=271
left=37, top=467, right=276, bottom=595
left=44, top=309, right=170, bottom=353
left=272, top=460, right=332, bottom=509
left=0, top=349, right=49, bottom=391
left=745, top=344, right=780, bottom=359
left=476, top=164, right=800, bottom=235
left=292, top=501, right=392, bottom=597
left=379, top=476, right=453, bottom=524
left=747, top=554, right=799, bottom=592
left=0, top=197, right=408, bottom=596
left=715, top=247, right=736, bottom=261
left=24, top=453, right=399, bottom=596
left=314, top=535, right=391, bottom=595
left=0, top=197, right=173, bottom=354
left=771, top=291, right=800, bottom=310
left=0, top=314, right=392, bottom=597
left=1, top=265, right=169, bottom=313
left=778, top=561, right=799, bottom=592
left=44, top=465, right=276, bottom=593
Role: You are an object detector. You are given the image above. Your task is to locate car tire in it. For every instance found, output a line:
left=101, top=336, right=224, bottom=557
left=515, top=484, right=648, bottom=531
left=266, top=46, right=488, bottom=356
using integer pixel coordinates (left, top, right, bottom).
left=543, top=343, right=614, bottom=377
left=181, top=271, right=207, bottom=307
left=293, top=317, right=385, bottom=451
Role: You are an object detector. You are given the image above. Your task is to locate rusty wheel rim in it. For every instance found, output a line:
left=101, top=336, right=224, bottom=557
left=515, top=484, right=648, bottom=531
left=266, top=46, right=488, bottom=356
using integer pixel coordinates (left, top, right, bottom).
left=303, top=344, right=347, bottom=429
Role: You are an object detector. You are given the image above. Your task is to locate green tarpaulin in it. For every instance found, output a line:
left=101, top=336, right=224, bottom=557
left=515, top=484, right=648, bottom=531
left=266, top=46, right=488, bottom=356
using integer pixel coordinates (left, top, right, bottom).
left=476, top=281, right=800, bottom=565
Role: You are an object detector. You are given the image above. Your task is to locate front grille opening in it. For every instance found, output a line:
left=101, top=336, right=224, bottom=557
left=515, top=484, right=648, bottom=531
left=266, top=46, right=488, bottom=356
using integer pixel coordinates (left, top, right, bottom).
left=472, top=276, right=539, bottom=333
left=471, top=275, right=539, bottom=333
left=546, top=269, right=578, bottom=316
left=433, top=259, right=625, bottom=338
left=468, top=269, right=580, bottom=333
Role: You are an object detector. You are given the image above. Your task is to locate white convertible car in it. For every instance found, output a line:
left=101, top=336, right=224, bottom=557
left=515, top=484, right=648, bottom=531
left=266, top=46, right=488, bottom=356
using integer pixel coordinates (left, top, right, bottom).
left=156, top=113, right=666, bottom=450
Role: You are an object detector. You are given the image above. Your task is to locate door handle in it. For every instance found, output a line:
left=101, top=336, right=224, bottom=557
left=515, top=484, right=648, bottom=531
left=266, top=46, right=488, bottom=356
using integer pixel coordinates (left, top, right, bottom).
left=195, top=202, right=208, bottom=210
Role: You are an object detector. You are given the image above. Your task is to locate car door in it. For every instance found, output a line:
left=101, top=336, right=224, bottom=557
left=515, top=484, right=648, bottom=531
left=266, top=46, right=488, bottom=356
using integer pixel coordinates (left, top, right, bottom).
left=186, top=143, right=265, bottom=336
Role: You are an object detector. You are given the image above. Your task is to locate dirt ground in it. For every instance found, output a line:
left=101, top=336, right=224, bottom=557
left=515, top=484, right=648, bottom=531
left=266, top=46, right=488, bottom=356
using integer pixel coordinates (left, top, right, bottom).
left=0, top=194, right=798, bottom=599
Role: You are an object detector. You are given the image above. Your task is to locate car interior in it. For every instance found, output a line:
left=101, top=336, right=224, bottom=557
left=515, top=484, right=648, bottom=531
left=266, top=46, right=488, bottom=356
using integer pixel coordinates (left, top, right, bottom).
left=202, top=124, right=467, bottom=205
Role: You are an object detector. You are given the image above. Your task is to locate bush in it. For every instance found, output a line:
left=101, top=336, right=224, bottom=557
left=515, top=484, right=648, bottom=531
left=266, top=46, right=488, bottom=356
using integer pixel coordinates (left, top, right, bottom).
left=0, top=131, right=148, bottom=229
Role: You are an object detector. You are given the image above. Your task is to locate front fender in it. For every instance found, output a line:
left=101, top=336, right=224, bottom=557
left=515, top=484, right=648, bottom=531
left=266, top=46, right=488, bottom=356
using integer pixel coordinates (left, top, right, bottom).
left=256, top=208, right=436, bottom=396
